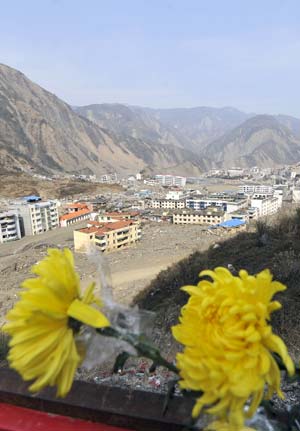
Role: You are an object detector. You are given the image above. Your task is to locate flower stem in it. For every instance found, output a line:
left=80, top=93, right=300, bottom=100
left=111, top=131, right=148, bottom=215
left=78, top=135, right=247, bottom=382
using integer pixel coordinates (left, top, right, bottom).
left=97, top=326, right=178, bottom=374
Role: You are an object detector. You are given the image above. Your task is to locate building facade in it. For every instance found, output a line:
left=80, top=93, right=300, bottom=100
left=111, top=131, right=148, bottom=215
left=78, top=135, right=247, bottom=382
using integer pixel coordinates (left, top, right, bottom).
left=227, top=168, right=244, bottom=177
left=293, top=188, right=300, bottom=203
left=173, top=209, right=225, bottom=225
left=60, top=208, right=92, bottom=227
left=149, top=199, right=185, bottom=209
left=165, top=190, right=184, bottom=200
left=155, top=174, right=186, bottom=188
left=239, top=184, right=274, bottom=195
left=185, top=197, right=247, bottom=214
left=98, top=211, right=140, bottom=223
left=65, top=203, right=91, bottom=213
left=0, top=210, right=22, bottom=243
left=16, top=201, right=59, bottom=236
left=250, top=196, right=281, bottom=217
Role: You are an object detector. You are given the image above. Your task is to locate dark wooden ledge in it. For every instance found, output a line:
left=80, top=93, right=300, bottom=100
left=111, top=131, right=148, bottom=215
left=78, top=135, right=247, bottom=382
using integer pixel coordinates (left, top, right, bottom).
left=0, top=368, right=198, bottom=430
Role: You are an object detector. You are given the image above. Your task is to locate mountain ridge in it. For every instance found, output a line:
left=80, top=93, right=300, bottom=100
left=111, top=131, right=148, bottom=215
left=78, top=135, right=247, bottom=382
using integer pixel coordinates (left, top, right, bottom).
left=0, top=63, right=205, bottom=176
left=75, top=103, right=300, bottom=168
left=1, top=63, right=300, bottom=175
left=203, top=115, right=300, bottom=168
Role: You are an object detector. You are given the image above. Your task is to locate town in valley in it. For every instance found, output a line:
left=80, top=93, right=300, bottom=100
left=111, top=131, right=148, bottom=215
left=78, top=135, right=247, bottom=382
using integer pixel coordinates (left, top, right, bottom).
left=1, top=163, right=299, bottom=319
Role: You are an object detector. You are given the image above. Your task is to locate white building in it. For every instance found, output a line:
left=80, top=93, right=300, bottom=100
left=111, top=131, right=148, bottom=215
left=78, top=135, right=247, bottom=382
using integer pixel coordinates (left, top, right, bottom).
left=16, top=201, right=59, bottom=236
left=165, top=190, right=183, bottom=200
left=99, top=173, right=117, bottom=183
left=227, top=168, right=244, bottom=177
left=248, top=207, right=260, bottom=220
left=149, top=199, right=185, bottom=209
left=250, top=196, right=281, bottom=218
left=273, top=189, right=283, bottom=207
left=239, top=184, right=274, bottom=196
left=143, top=179, right=159, bottom=186
left=155, top=174, right=186, bottom=188
left=293, top=188, right=300, bottom=203
left=0, top=210, right=22, bottom=243
left=185, top=197, right=247, bottom=214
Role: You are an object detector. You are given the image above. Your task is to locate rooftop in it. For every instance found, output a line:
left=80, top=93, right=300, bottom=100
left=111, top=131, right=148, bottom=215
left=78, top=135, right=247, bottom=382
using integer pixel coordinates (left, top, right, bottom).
left=215, top=219, right=246, bottom=228
left=22, top=195, right=41, bottom=202
left=78, top=219, right=136, bottom=236
left=60, top=208, right=91, bottom=221
left=77, top=226, right=99, bottom=234
left=173, top=208, right=224, bottom=216
left=103, top=211, right=140, bottom=217
left=186, top=195, right=247, bottom=203
left=66, top=203, right=88, bottom=209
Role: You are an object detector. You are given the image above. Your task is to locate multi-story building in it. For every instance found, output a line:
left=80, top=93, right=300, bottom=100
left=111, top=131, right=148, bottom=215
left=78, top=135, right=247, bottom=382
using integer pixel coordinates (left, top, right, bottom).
left=98, top=211, right=140, bottom=223
left=74, top=220, right=141, bottom=253
left=165, top=190, right=184, bottom=200
left=293, top=188, right=300, bottom=203
left=173, top=208, right=225, bottom=225
left=99, top=173, right=118, bottom=183
left=60, top=208, right=92, bottom=227
left=155, top=174, right=186, bottom=188
left=226, top=210, right=249, bottom=223
left=149, top=199, right=186, bottom=210
left=227, top=168, right=244, bottom=177
left=248, top=207, right=259, bottom=220
left=273, top=189, right=284, bottom=206
left=143, top=179, right=159, bottom=186
left=0, top=210, right=22, bottom=243
left=185, top=197, right=247, bottom=214
left=16, top=201, right=59, bottom=236
left=250, top=196, right=281, bottom=217
left=239, top=184, right=274, bottom=196
left=65, top=202, right=91, bottom=213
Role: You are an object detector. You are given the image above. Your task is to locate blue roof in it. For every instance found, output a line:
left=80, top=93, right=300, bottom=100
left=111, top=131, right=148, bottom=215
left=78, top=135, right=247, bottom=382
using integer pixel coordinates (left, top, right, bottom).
left=23, top=195, right=41, bottom=202
left=216, top=219, right=246, bottom=228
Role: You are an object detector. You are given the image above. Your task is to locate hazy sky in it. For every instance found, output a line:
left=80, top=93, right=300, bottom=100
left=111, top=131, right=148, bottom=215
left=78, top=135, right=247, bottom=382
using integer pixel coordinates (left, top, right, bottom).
left=1, top=0, right=300, bottom=116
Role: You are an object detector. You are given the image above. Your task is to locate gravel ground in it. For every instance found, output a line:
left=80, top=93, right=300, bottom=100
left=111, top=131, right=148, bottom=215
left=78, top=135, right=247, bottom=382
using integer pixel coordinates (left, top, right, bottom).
left=0, top=221, right=217, bottom=324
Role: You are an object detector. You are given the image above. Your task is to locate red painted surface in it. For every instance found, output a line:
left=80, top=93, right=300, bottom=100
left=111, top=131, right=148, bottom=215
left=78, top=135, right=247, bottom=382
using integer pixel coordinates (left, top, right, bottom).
left=0, top=403, right=132, bottom=431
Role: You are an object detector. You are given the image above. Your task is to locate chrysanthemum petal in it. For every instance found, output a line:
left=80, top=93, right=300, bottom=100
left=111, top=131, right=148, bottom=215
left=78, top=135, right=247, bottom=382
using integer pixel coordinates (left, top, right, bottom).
left=67, top=299, right=110, bottom=328
left=55, top=337, right=81, bottom=397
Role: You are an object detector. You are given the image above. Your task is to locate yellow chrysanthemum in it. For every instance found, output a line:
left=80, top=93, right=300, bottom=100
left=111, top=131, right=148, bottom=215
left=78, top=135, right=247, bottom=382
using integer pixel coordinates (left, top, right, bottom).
left=172, top=267, right=294, bottom=430
left=3, top=248, right=110, bottom=397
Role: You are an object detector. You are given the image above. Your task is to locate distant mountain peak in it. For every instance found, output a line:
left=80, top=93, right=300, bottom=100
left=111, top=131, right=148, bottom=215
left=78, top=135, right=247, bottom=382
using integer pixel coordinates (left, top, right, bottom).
left=203, top=113, right=300, bottom=169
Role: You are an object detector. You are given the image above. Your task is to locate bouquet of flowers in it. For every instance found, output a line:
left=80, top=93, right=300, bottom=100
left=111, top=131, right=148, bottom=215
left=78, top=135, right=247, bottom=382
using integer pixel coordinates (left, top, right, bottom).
left=3, top=248, right=299, bottom=431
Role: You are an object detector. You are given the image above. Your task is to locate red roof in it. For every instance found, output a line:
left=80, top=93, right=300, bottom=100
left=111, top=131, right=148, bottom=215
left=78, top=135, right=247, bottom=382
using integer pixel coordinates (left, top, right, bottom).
left=77, top=226, right=99, bottom=234
left=106, top=220, right=134, bottom=230
left=60, top=208, right=91, bottom=221
left=66, top=202, right=88, bottom=209
left=104, top=211, right=139, bottom=217
left=87, top=220, right=103, bottom=226
left=78, top=220, right=136, bottom=236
